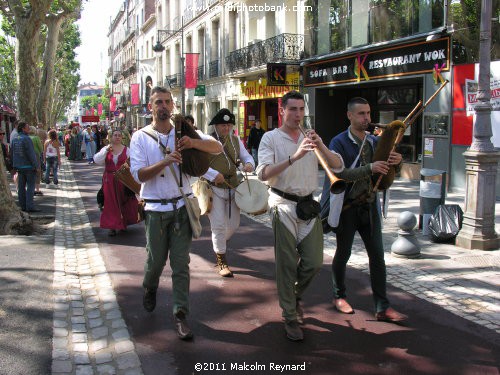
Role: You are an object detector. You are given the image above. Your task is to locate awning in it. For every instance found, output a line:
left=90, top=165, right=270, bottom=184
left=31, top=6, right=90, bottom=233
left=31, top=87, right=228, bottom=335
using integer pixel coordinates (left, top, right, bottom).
left=0, top=104, right=16, bottom=115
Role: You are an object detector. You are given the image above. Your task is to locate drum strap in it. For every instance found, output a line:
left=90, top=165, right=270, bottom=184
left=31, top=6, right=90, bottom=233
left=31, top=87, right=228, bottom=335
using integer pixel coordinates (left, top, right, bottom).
left=271, top=187, right=312, bottom=203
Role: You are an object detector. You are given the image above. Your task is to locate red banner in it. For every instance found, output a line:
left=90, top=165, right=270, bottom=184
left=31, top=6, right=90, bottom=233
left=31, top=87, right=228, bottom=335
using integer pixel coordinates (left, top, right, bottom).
left=131, top=83, right=140, bottom=105
left=185, top=53, right=199, bottom=89
left=81, top=115, right=100, bottom=123
left=110, top=97, right=117, bottom=112
left=91, top=107, right=95, bottom=116
left=97, top=103, right=103, bottom=115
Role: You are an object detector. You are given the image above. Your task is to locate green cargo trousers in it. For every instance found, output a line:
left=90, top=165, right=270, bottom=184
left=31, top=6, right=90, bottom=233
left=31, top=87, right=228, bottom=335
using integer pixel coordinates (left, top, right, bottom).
left=143, top=207, right=191, bottom=316
left=272, top=209, right=324, bottom=322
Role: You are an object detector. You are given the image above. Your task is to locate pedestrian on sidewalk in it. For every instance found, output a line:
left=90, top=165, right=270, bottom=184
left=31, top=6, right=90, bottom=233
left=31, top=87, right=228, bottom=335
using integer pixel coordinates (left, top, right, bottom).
left=257, top=90, right=344, bottom=341
left=94, top=129, right=139, bottom=237
left=185, top=114, right=197, bottom=130
left=84, top=126, right=96, bottom=164
left=29, top=126, right=44, bottom=196
left=246, top=119, right=265, bottom=167
left=202, top=108, right=255, bottom=277
left=69, top=126, right=82, bottom=161
left=323, top=96, right=407, bottom=323
left=43, top=129, right=61, bottom=185
left=129, top=86, right=222, bottom=340
left=10, top=121, right=41, bottom=212
left=1, top=130, right=12, bottom=173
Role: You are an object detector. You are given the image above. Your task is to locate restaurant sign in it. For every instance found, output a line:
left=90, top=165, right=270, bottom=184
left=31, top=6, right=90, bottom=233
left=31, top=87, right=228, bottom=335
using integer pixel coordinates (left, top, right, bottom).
left=304, top=37, right=450, bottom=87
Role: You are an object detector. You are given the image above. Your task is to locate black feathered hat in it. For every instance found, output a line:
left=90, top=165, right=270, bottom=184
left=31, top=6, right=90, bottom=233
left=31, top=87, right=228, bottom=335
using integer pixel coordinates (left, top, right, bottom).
left=209, top=108, right=235, bottom=125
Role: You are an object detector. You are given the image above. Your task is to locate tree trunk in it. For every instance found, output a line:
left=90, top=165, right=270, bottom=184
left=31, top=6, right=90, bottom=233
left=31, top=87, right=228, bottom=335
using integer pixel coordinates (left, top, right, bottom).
left=15, top=18, right=41, bottom=125
left=0, top=152, right=33, bottom=235
left=37, top=16, right=65, bottom=127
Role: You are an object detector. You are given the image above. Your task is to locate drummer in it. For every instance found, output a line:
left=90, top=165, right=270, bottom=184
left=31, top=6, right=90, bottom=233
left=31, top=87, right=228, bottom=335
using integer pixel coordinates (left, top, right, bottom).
left=201, top=109, right=255, bottom=277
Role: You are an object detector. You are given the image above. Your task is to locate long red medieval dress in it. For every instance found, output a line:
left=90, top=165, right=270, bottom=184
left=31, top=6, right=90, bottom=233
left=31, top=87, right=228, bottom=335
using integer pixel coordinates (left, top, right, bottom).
left=95, top=146, right=139, bottom=230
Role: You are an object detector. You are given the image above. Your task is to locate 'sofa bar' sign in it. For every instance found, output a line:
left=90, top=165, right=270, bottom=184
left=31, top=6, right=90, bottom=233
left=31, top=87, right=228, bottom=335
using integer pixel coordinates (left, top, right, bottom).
left=304, top=37, right=450, bottom=86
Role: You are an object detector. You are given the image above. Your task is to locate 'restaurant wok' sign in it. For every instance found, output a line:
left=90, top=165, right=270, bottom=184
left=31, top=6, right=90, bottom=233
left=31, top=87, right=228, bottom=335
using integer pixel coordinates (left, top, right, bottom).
left=304, top=37, right=450, bottom=87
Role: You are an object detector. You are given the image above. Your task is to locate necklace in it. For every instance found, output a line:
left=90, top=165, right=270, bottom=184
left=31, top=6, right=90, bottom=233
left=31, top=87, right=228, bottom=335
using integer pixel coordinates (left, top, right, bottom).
left=155, top=129, right=172, bottom=155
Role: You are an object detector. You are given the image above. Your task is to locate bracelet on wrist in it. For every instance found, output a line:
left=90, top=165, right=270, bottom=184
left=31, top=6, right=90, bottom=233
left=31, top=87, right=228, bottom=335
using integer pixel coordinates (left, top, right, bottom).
left=289, top=156, right=293, bottom=166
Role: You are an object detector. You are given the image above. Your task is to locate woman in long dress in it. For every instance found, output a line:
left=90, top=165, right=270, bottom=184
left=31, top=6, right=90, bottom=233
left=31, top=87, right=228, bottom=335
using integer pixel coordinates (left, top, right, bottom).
left=69, top=127, right=82, bottom=160
left=93, top=129, right=139, bottom=236
left=84, top=126, right=96, bottom=164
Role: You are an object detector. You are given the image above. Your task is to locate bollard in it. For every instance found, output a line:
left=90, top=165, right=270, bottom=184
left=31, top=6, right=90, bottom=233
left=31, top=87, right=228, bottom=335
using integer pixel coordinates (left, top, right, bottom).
left=391, top=211, right=421, bottom=258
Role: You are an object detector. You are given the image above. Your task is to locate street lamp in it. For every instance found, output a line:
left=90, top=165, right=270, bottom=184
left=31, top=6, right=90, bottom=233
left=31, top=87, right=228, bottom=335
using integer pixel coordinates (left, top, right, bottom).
left=153, top=18, right=185, bottom=114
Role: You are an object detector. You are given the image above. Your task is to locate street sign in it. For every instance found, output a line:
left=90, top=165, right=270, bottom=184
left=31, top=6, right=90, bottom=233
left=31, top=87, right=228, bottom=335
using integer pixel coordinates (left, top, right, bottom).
left=267, top=63, right=287, bottom=85
left=81, top=115, right=100, bottom=123
left=194, top=85, right=206, bottom=96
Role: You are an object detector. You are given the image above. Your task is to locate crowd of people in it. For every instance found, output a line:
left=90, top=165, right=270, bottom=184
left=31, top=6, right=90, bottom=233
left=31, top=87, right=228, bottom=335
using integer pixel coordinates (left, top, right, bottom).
left=2, top=86, right=407, bottom=343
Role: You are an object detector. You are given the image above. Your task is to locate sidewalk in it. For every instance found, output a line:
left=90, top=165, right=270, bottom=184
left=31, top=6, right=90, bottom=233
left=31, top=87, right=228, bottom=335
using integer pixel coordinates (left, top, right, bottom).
left=246, top=171, right=500, bottom=335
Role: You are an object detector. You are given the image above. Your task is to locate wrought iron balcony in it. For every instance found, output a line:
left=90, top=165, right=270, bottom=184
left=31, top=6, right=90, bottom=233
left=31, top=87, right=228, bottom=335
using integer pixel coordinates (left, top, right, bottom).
left=225, top=33, right=304, bottom=74
left=184, top=0, right=194, bottom=23
left=195, top=0, right=205, bottom=15
left=209, top=60, right=219, bottom=78
left=165, top=73, right=181, bottom=88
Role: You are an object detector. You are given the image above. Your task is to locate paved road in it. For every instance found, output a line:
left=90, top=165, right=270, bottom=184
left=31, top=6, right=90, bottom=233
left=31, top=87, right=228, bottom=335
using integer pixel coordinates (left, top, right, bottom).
left=1, top=156, right=498, bottom=375
left=67, top=159, right=499, bottom=375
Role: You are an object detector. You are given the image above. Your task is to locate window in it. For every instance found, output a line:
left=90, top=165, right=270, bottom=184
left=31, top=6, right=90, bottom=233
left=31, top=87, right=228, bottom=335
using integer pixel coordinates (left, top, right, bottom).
left=305, top=0, right=446, bottom=56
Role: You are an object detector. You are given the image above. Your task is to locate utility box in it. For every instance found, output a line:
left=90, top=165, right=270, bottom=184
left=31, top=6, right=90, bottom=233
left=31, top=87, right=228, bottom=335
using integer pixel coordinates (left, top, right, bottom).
left=420, top=168, right=446, bottom=235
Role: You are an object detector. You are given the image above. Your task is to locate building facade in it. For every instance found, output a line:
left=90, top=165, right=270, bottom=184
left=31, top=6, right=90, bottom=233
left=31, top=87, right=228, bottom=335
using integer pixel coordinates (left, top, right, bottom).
left=301, top=0, right=499, bottom=191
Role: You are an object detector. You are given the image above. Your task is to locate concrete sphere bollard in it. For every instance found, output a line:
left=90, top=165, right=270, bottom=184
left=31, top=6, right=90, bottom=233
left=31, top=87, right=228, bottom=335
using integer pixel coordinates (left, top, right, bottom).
left=397, top=211, right=417, bottom=231
left=392, top=211, right=421, bottom=258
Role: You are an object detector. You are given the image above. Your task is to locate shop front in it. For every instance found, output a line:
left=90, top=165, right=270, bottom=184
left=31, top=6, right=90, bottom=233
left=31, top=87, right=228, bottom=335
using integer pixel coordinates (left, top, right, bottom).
left=302, top=37, right=452, bottom=181
left=451, top=61, right=500, bottom=196
left=238, top=72, right=299, bottom=145
left=0, top=104, right=17, bottom=143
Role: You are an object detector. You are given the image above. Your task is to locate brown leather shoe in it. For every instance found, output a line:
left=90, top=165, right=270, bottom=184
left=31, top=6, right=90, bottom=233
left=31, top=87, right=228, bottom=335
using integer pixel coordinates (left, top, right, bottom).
left=376, top=307, right=408, bottom=323
left=334, top=298, right=354, bottom=314
left=284, top=320, right=303, bottom=341
left=174, top=311, right=193, bottom=340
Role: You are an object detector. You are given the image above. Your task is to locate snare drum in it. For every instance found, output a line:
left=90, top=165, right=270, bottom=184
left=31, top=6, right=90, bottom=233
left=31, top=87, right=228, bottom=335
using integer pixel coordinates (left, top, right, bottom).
left=235, top=179, right=269, bottom=215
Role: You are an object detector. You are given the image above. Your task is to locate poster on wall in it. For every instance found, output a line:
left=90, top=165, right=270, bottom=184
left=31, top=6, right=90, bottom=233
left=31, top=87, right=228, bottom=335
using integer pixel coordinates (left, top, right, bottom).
left=452, top=61, right=500, bottom=147
left=424, top=138, right=434, bottom=158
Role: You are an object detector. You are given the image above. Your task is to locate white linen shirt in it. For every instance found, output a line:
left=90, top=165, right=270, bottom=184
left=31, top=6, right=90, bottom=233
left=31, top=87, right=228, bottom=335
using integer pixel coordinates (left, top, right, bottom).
left=93, top=146, right=130, bottom=165
left=129, top=124, right=217, bottom=212
left=256, top=128, right=344, bottom=241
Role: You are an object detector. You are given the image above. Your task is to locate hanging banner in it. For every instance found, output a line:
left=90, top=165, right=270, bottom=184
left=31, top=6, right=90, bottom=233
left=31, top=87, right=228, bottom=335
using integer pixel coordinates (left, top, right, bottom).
left=110, top=97, right=117, bottom=112
left=131, top=83, right=140, bottom=105
left=97, top=103, right=103, bottom=115
left=185, top=53, right=199, bottom=89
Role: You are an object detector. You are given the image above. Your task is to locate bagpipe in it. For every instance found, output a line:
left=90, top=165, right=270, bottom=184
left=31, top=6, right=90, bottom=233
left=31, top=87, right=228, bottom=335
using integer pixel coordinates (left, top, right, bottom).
left=371, top=79, right=449, bottom=192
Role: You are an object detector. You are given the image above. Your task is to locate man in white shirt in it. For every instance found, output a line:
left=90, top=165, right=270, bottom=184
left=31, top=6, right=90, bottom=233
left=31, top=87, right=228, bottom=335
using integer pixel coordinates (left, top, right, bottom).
left=257, top=90, right=344, bottom=341
left=130, top=86, right=222, bottom=340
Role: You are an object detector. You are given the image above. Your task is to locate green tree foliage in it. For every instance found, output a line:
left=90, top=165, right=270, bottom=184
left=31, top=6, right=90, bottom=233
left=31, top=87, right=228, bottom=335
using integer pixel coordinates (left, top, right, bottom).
left=49, top=21, right=80, bottom=126
left=0, top=19, right=16, bottom=107
left=0, top=0, right=83, bottom=125
left=450, top=0, right=500, bottom=63
left=80, top=93, right=109, bottom=120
